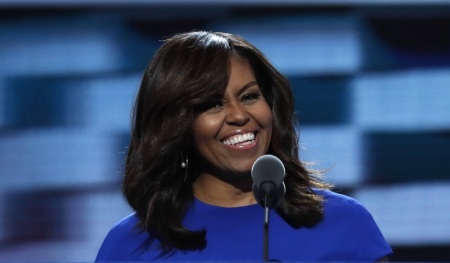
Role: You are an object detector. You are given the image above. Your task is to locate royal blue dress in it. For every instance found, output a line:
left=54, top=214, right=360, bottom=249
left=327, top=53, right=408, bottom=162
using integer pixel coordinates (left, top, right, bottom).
left=96, top=189, right=392, bottom=262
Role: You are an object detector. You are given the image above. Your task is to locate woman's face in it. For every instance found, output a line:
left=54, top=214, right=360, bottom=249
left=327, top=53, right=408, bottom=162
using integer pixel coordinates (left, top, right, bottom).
left=193, top=56, right=273, bottom=179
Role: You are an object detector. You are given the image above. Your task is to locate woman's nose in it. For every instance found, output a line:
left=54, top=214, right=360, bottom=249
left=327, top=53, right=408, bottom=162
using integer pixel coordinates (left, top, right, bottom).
left=225, top=102, right=250, bottom=125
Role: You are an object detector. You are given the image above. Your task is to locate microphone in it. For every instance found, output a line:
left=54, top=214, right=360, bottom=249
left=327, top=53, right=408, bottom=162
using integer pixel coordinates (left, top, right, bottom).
left=251, top=154, right=286, bottom=208
left=251, top=154, right=286, bottom=262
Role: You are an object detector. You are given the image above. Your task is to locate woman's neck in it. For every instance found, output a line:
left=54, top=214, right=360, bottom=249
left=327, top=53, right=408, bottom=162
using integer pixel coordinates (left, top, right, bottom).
left=193, top=172, right=257, bottom=207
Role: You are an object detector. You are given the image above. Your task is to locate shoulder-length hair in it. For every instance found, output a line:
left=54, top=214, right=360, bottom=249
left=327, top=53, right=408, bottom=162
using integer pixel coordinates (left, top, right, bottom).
left=123, top=31, right=330, bottom=254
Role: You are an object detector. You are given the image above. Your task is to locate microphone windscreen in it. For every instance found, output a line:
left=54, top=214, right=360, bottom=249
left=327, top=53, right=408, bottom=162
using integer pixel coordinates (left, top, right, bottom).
left=251, top=154, right=285, bottom=189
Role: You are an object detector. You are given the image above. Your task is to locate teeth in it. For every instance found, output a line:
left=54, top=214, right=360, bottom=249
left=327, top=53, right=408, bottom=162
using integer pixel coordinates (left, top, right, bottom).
left=223, top=133, right=255, bottom=145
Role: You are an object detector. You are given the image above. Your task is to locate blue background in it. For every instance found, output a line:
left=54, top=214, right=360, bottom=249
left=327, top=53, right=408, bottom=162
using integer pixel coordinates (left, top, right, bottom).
left=1, top=1, right=449, bottom=261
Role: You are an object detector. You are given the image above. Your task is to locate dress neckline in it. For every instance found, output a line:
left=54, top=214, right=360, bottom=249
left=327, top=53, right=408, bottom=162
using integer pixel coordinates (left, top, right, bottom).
left=193, top=196, right=260, bottom=210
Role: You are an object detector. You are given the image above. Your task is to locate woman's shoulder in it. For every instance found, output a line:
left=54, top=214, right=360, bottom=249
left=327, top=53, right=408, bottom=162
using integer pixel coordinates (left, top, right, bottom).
left=311, top=188, right=392, bottom=259
left=312, top=188, right=381, bottom=229
left=106, top=213, right=140, bottom=237
left=314, top=188, right=368, bottom=213
left=95, top=213, right=146, bottom=261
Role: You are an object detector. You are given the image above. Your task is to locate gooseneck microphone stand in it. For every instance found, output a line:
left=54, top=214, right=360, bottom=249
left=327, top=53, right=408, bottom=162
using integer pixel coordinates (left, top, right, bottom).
left=251, top=154, right=286, bottom=262
left=260, top=181, right=276, bottom=262
left=263, top=194, right=270, bottom=262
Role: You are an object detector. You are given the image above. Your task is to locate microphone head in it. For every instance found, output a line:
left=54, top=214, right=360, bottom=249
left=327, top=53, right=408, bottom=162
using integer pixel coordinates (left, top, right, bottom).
left=251, top=154, right=286, bottom=208
left=251, top=154, right=285, bottom=189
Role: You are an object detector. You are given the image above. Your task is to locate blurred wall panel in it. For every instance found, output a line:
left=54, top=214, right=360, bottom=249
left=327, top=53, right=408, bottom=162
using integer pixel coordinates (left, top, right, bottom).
left=0, top=14, right=149, bottom=77
left=353, top=69, right=450, bottom=130
left=213, top=15, right=361, bottom=75
left=0, top=130, right=124, bottom=189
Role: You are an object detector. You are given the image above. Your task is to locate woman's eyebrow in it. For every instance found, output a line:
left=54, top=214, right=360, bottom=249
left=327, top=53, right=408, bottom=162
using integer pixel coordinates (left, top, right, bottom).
left=236, top=81, right=258, bottom=96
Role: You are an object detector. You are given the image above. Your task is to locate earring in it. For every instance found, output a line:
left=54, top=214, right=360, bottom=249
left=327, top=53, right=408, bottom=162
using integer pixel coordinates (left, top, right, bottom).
left=180, top=151, right=189, bottom=182
left=180, top=152, right=188, bottom=169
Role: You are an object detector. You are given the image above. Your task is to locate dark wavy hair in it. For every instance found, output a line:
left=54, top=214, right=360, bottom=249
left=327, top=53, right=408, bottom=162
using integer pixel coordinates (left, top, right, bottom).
left=123, top=31, right=330, bottom=254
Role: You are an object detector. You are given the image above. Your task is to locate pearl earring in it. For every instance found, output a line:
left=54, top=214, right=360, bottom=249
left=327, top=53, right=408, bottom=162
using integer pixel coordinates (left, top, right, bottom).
left=181, top=152, right=189, bottom=182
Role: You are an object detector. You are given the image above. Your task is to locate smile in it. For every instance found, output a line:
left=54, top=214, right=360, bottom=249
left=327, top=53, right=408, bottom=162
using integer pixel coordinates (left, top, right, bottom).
left=222, top=132, right=255, bottom=146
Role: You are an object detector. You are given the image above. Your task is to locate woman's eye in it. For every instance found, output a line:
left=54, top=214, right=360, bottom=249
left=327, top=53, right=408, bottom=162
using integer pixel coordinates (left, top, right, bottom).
left=195, top=101, right=223, bottom=113
left=241, top=93, right=260, bottom=103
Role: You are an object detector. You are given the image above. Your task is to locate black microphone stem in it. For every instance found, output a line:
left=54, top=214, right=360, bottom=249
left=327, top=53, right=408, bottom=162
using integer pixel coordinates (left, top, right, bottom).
left=263, top=195, right=270, bottom=262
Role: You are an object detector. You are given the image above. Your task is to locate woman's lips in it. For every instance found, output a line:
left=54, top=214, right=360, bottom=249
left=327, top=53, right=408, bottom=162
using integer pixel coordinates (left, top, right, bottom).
left=221, top=132, right=256, bottom=146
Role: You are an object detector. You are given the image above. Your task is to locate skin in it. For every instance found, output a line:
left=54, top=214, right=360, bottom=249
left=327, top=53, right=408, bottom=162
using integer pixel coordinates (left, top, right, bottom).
left=192, top=56, right=273, bottom=207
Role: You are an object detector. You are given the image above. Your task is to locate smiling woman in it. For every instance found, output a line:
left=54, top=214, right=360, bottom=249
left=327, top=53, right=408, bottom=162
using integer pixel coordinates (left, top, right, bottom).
left=192, top=56, right=273, bottom=199
left=95, top=31, right=392, bottom=262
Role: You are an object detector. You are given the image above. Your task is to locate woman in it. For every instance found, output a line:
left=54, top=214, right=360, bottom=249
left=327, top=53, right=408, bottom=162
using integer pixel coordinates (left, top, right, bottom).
left=96, top=31, right=392, bottom=261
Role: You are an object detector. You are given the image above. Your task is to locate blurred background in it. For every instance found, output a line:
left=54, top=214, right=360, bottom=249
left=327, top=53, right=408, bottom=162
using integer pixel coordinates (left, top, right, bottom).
left=1, top=0, right=450, bottom=261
